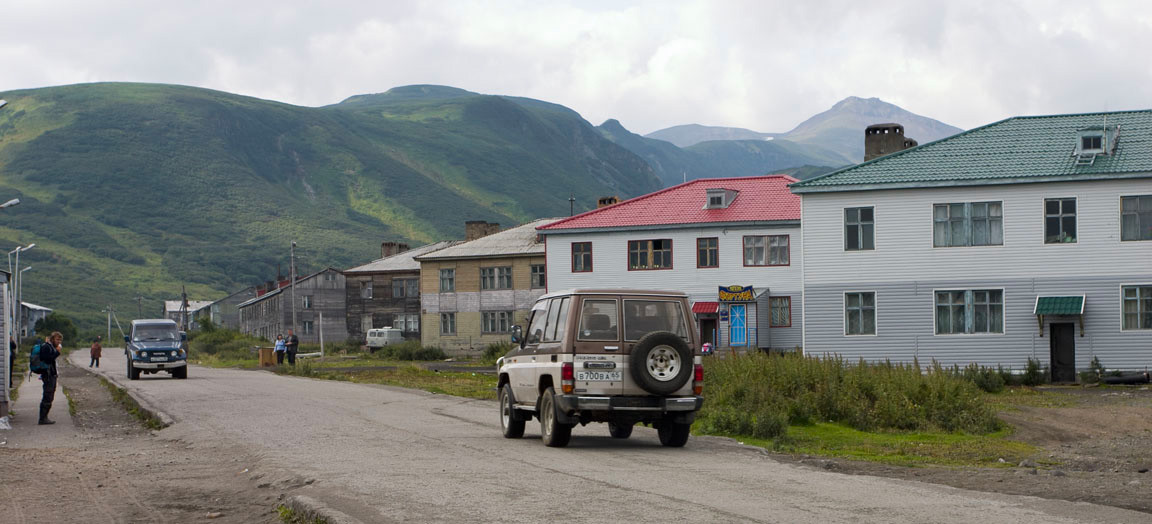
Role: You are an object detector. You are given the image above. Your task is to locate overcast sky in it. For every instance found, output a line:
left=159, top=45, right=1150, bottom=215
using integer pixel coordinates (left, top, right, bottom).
left=2, top=1, right=1150, bottom=134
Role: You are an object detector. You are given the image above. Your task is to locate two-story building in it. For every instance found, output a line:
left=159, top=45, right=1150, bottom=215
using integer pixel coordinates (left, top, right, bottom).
left=416, top=219, right=558, bottom=356
left=237, top=267, right=347, bottom=344
left=538, top=176, right=803, bottom=352
left=791, top=110, right=1152, bottom=379
left=344, top=240, right=458, bottom=342
left=203, top=287, right=257, bottom=331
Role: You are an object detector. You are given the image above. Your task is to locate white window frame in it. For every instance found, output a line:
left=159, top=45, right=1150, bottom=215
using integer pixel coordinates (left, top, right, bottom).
left=931, top=288, right=1006, bottom=336
left=1120, top=194, right=1152, bottom=242
left=842, top=291, right=877, bottom=336
left=1120, top=283, right=1152, bottom=331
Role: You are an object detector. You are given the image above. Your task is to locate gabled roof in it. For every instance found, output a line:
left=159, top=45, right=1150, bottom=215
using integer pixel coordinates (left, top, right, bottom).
left=236, top=267, right=343, bottom=309
left=791, top=109, right=1152, bottom=193
left=164, top=300, right=213, bottom=313
left=416, top=218, right=559, bottom=261
left=21, top=302, right=52, bottom=312
left=345, top=241, right=459, bottom=274
left=538, top=176, right=800, bottom=232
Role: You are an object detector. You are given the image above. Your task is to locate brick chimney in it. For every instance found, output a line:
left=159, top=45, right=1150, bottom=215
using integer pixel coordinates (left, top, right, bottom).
left=465, top=221, right=501, bottom=241
left=864, top=123, right=918, bottom=161
left=381, top=241, right=410, bottom=258
left=597, top=196, right=619, bottom=208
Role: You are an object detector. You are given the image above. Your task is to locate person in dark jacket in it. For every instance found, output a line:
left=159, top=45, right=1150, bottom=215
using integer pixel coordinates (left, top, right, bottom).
left=39, top=331, right=63, bottom=425
left=285, top=329, right=299, bottom=365
left=90, top=336, right=103, bottom=368
left=8, top=335, right=15, bottom=389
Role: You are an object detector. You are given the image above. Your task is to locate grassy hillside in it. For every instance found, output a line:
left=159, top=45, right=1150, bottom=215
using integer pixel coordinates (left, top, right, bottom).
left=0, top=83, right=661, bottom=329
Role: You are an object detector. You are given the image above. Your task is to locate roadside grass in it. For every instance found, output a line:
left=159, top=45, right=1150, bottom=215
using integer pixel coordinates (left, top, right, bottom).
left=276, top=362, right=498, bottom=400
left=984, top=387, right=1080, bottom=411
left=63, top=385, right=79, bottom=416
left=278, top=504, right=329, bottom=524
left=98, top=376, right=167, bottom=430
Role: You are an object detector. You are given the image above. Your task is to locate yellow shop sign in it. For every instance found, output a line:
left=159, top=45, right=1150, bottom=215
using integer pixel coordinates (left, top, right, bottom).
left=718, top=285, right=754, bottom=302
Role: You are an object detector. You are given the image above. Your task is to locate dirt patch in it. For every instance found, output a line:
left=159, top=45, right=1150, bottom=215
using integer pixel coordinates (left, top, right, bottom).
left=0, top=362, right=280, bottom=523
left=779, top=386, right=1152, bottom=515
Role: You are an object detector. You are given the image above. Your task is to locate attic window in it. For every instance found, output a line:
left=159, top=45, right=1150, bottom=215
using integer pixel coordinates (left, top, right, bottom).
left=704, top=188, right=738, bottom=209
left=1081, top=135, right=1103, bottom=152
left=709, top=196, right=723, bottom=207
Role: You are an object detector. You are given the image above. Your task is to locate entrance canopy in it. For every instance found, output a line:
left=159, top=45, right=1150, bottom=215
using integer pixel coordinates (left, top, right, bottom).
left=1034, top=295, right=1085, bottom=336
left=692, top=301, right=719, bottom=315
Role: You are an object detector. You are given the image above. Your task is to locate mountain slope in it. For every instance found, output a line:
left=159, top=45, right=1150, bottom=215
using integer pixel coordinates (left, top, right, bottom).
left=644, top=124, right=772, bottom=148
left=0, top=82, right=661, bottom=329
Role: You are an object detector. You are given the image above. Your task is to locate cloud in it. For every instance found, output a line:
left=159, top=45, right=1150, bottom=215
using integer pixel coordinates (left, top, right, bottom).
left=2, top=0, right=1151, bottom=134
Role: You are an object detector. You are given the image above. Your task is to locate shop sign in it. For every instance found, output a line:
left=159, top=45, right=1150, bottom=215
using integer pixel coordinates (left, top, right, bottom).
left=718, top=285, right=754, bottom=302
left=719, top=310, right=729, bottom=322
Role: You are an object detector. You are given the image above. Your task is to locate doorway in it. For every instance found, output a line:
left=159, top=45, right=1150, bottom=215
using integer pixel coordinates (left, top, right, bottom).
left=729, top=305, right=747, bottom=346
left=699, top=318, right=716, bottom=347
left=1049, top=323, right=1076, bottom=383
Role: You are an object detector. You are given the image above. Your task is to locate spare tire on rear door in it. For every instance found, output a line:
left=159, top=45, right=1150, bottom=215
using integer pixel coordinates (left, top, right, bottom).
left=628, top=331, right=692, bottom=395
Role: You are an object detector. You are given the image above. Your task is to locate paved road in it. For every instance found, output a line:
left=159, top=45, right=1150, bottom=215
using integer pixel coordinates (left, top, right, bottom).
left=72, top=351, right=1148, bottom=523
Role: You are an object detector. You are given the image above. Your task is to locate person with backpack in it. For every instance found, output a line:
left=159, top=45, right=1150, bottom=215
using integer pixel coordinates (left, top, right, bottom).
left=30, top=331, right=63, bottom=425
left=90, top=336, right=103, bottom=368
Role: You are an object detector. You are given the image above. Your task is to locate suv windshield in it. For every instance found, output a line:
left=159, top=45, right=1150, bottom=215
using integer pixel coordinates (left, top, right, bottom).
left=134, top=325, right=179, bottom=342
left=623, top=300, right=687, bottom=341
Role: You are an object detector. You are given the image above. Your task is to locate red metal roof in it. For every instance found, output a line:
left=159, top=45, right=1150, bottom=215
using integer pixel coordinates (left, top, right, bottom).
left=692, top=301, right=719, bottom=314
left=538, top=175, right=800, bottom=231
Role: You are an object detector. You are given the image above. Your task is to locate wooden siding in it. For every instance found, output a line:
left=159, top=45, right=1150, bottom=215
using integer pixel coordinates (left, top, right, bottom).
left=801, top=178, right=1152, bottom=370
left=238, top=269, right=348, bottom=344
left=344, top=270, right=422, bottom=341
left=544, top=226, right=803, bottom=350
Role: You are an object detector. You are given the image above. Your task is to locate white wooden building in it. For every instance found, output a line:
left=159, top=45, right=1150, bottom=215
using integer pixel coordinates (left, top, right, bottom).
left=538, top=176, right=803, bottom=352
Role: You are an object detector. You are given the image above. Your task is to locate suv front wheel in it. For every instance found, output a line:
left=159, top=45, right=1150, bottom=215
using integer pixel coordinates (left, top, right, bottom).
left=539, top=387, right=573, bottom=447
left=499, top=384, right=525, bottom=438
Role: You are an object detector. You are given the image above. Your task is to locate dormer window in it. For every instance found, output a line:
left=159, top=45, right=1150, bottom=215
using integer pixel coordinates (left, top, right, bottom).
left=1081, top=134, right=1103, bottom=152
left=704, top=188, right=738, bottom=209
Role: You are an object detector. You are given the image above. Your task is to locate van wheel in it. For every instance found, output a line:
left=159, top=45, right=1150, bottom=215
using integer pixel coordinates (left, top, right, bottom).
left=499, top=384, right=525, bottom=438
left=629, top=331, right=693, bottom=395
left=657, top=421, right=691, bottom=447
left=539, top=387, right=572, bottom=447
left=608, top=422, right=633, bottom=439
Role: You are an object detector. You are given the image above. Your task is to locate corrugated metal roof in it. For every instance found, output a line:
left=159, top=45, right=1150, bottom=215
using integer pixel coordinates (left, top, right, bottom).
left=345, top=241, right=460, bottom=273
left=416, top=218, right=560, bottom=260
left=538, top=176, right=800, bottom=231
left=1034, top=296, right=1085, bottom=315
left=692, top=301, right=719, bottom=314
left=21, top=302, right=52, bottom=311
left=164, top=300, right=213, bottom=313
left=791, top=110, right=1152, bottom=192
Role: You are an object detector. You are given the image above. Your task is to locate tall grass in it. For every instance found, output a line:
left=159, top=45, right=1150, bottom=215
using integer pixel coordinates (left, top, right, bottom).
left=371, top=340, right=446, bottom=361
left=697, top=353, right=1003, bottom=440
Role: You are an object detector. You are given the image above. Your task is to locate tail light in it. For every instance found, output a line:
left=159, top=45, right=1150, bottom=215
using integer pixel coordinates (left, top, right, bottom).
left=561, top=362, right=574, bottom=394
left=692, top=363, right=703, bottom=395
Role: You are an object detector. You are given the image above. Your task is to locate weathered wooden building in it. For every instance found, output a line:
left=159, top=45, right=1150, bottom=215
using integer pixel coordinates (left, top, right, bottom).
left=237, top=267, right=348, bottom=344
left=344, top=241, right=458, bottom=342
left=204, top=286, right=257, bottom=330
left=417, top=219, right=558, bottom=356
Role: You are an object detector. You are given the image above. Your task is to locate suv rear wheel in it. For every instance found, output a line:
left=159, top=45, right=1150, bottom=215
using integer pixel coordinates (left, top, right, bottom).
left=629, top=331, right=693, bottom=395
left=499, top=384, right=525, bottom=438
left=657, top=421, right=691, bottom=447
left=539, top=387, right=573, bottom=447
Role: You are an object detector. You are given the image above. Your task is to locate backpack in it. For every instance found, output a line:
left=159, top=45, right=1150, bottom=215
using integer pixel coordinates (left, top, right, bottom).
left=29, top=342, right=50, bottom=375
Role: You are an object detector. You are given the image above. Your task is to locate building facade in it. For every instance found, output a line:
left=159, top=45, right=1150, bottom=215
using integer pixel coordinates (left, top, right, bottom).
left=238, top=268, right=348, bottom=344
left=1, top=271, right=10, bottom=417
left=164, top=300, right=213, bottom=330
left=344, top=241, right=457, bottom=342
left=539, top=176, right=803, bottom=352
left=20, top=302, right=52, bottom=337
left=792, top=110, right=1152, bottom=379
left=417, top=219, right=557, bottom=356
left=205, top=287, right=257, bottom=330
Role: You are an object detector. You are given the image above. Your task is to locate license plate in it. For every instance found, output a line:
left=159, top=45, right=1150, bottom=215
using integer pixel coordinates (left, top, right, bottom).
left=150, top=357, right=167, bottom=361
left=576, top=370, right=621, bottom=382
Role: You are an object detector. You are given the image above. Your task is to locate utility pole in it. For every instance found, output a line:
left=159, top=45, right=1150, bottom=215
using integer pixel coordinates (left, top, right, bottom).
left=135, top=295, right=144, bottom=318
left=568, top=194, right=576, bottom=216
left=103, top=305, right=112, bottom=344
left=290, top=241, right=298, bottom=334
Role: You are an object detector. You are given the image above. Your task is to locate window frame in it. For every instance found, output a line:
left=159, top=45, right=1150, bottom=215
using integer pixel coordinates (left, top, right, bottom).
left=1120, top=284, right=1152, bottom=331
left=302, top=295, right=313, bottom=309
left=302, top=320, right=314, bottom=335
left=1044, top=197, right=1078, bottom=244
left=1120, top=195, right=1152, bottom=242
left=576, top=298, right=620, bottom=341
left=844, top=207, right=875, bottom=251
left=622, top=299, right=689, bottom=342
left=530, top=264, right=547, bottom=288
left=627, top=239, right=674, bottom=271
left=742, top=234, right=790, bottom=267
left=480, top=267, right=511, bottom=290
left=843, top=291, right=877, bottom=336
left=482, top=310, right=515, bottom=333
left=440, top=312, right=456, bottom=335
left=696, top=237, right=719, bottom=268
left=359, top=281, right=373, bottom=299
left=571, top=242, right=593, bottom=273
left=932, top=288, right=1006, bottom=336
left=769, top=296, right=792, bottom=328
left=439, top=268, right=455, bottom=292
left=933, top=201, right=1004, bottom=248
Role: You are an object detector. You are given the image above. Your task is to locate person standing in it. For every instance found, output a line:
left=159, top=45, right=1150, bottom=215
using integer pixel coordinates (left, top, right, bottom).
left=89, top=336, right=103, bottom=368
left=38, top=332, right=63, bottom=425
left=8, top=334, right=15, bottom=389
left=273, top=334, right=286, bottom=365
left=285, top=329, right=299, bottom=365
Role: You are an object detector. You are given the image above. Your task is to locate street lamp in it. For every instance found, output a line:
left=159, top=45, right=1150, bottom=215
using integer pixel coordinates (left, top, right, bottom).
left=11, top=244, right=35, bottom=342
left=18, top=266, right=30, bottom=337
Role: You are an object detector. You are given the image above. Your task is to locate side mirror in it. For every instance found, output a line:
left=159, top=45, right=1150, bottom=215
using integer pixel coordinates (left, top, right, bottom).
left=124, top=335, right=130, bottom=343
left=510, top=325, right=522, bottom=344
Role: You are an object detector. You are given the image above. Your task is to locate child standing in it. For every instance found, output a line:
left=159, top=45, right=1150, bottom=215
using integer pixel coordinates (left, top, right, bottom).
left=89, top=336, right=103, bottom=367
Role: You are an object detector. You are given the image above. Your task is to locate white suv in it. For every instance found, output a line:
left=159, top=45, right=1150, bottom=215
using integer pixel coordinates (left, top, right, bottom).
left=497, top=289, right=703, bottom=447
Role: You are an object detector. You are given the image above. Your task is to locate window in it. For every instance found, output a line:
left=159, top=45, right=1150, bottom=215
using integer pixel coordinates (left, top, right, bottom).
left=359, top=281, right=373, bottom=299
left=1044, top=198, right=1077, bottom=243
left=302, top=295, right=313, bottom=309
left=845, top=292, right=876, bottom=335
left=1122, top=285, right=1152, bottom=330
left=392, top=278, right=419, bottom=298
left=628, top=239, right=672, bottom=270
left=531, top=264, right=546, bottom=288
left=933, top=202, right=1002, bottom=247
left=709, top=196, right=723, bottom=207
left=935, top=289, right=1003, bottom=334
left=1081, top=135, right=1102, bottom=151
left=743, top=235, right=789, bottom=266
left=769, top=297, right=791, bottom=328
left=482, top=311, right=514, bottom=333
left=396, top=313, right=419, bottom=332
left=302, top=320, right=314, bottom=335
left=845, top=207, right=875, bottom=250
left=480, top=267, right=512, bottom=290
left=577, top=299, right=619, bottom=341
left=544, top=297, right=570, bottom=342
left=439, top=269, right=455, bottom=292
left=697, top=237, right=718, bottom=268
left=526, top=301, right=550, bottom=344
left=440, top=313, right=456, bottom=335
left=623, top=300, right=687, bottom=341
left=323, top=272, right=337, bottom=281
left=497, top=267, right=512, bottom=289
left=1121, top=195, right=1152, bottom=241
left=572, top=242, right=592, bottom=272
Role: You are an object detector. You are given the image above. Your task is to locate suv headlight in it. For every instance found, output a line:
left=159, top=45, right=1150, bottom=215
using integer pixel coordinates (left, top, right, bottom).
left=171, top=350, right=178, bottom=357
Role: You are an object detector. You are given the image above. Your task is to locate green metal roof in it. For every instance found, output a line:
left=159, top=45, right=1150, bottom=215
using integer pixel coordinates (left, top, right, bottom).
left=1034, top=296, right=1085, bottom=316
left=791, top=110, right=1152, bottom=193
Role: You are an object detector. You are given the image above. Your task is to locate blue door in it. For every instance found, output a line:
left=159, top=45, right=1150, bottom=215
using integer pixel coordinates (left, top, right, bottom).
left=729, top=305, right=747, bottom=346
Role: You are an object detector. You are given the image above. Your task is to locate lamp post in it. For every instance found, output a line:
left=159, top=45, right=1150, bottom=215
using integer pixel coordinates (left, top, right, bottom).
left=11, top=244, right=35, bottom=342
left=18, top=266, right=30, bottom=337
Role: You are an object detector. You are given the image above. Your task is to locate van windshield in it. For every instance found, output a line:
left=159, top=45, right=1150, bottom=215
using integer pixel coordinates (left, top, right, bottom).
left=134, top=326, right=179, bottom=342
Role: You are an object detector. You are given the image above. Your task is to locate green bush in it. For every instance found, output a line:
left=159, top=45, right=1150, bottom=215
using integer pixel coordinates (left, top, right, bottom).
left=374, top=340, right=446, bottom=361
left=481, top=342, right=513, bottom=366
left=955, top=363, right=1006, bottom=393
left=697, top=353, right=1003, bottom=441
left=188, top=328, right=264, bottom=356
left=1022, top=357, right=1047, bottom=386
left=1080, top=356, right=1105, bottom=384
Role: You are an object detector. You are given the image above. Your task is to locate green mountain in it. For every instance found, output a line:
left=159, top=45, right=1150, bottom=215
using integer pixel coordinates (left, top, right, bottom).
left=597, top=119, right=847, bottom=186
left=0, top=82, right=661, bottom=330
left=645, top=124, right=771, bottom=147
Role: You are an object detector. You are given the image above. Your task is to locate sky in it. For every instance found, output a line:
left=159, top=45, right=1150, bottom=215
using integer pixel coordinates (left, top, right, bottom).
left=2, top=0, right=1151, bottom=134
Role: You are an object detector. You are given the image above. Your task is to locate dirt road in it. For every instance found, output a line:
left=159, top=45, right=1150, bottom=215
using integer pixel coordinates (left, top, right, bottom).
left=71, top=351, right=1149, bottom=523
